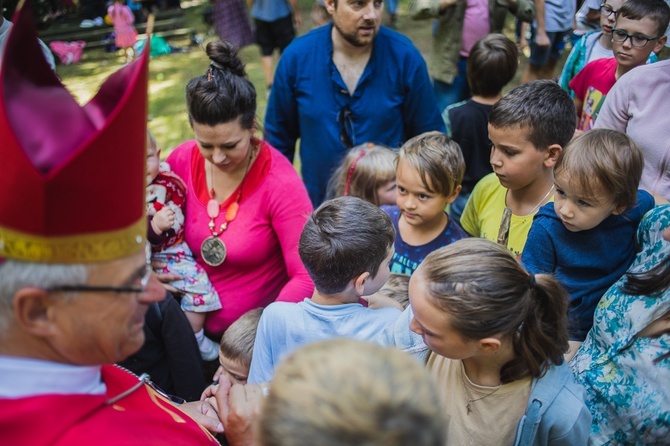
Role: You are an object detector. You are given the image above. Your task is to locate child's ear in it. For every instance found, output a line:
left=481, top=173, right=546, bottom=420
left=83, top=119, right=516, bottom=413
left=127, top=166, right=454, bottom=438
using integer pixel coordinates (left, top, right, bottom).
left=653, top=36, right=667, bottom=55
left=477, top=337, right=502, bottom=353
left=543, top=144, right=562, bottom=168
left=353, top=272, right=371, bottom=296
left=611, top=203, right=627, bottom=216
left=446, top=185, right=462, bottom=204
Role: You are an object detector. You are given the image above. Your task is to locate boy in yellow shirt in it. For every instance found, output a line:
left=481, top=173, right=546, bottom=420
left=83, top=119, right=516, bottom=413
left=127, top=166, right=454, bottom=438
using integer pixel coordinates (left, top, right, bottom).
left=460, top=80, right=576, bottom=258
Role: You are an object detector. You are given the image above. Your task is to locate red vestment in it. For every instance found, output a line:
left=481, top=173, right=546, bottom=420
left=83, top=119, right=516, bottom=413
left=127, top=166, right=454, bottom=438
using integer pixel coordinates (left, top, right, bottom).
left=0, top=365, right=219, bottom=445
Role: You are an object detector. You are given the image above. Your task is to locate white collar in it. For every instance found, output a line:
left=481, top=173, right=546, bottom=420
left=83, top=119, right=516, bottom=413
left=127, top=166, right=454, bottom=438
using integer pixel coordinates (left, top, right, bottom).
left=0, top=356, right=106, bottom=398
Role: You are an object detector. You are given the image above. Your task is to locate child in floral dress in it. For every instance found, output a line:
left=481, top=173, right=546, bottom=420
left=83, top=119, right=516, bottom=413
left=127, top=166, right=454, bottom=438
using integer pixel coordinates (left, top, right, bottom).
left=146, top=132, right=221, bottom=360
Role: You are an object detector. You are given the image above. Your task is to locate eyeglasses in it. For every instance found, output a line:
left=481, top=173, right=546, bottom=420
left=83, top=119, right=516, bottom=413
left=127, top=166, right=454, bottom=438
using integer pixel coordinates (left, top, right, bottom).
left=611, top=28, right=661, bottom=48
left=47, top=263, right=152, bottom=299
left=338, top=104, right=355, bottom=149
left=599, top=3, right=620, bottom=17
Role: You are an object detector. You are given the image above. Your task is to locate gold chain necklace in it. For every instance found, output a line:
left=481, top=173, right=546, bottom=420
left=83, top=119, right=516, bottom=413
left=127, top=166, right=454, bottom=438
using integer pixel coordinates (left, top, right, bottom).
left=460, top=363, right=501, bottom=416
left=497, top=185, right=554, bottom=248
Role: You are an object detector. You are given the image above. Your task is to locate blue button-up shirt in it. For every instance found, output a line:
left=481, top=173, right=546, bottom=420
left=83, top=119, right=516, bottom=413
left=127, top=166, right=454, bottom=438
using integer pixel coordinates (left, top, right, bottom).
left=264, top=24, right=445, bottom=205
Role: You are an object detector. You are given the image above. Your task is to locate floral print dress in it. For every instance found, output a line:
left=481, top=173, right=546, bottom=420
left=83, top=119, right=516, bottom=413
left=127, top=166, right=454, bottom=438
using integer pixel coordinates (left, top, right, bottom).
left=570, top=205, right=670, bottom=445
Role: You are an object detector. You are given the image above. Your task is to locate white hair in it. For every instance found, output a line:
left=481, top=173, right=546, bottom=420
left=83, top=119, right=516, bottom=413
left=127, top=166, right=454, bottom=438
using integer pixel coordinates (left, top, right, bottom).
left=0, top=260, right=88, bottom=332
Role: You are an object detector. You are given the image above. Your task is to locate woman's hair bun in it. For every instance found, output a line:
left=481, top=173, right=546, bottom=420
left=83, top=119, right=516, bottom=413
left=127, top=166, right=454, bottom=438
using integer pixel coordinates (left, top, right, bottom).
left=205, top=40, right=246, bottom=77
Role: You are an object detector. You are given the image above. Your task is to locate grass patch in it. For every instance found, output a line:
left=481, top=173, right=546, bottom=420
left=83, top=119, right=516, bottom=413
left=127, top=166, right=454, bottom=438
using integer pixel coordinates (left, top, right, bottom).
left=57, top=0, right=630, bottom=155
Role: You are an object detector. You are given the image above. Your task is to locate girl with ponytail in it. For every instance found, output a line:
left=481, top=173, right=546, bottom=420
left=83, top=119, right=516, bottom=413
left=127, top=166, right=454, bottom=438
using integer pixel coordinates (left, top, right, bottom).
left=379, top=238, right=591, bottom=445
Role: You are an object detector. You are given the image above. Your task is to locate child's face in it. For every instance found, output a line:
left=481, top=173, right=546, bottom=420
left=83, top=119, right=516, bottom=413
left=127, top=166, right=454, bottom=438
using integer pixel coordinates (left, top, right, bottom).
left=599, top=0, right=623, bottom=36
left=553, top=174, right=621, bottom=232
left=396, top=160, right=457, bottom=229
left=613, top=15, right=667, bottom=71
left=218, top=352, right=249, bottom=385
left=376, top=180, right=397, bottom=206
left=488, top=124, right=558, bottom=193
left=146, top=143, right=160, bottom=186
left=408, top=271, right=480, bottom=360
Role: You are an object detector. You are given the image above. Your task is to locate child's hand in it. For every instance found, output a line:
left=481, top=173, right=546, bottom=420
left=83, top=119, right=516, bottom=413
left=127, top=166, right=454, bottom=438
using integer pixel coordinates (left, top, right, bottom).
left=212, top=365, right=224, bottom=383
left=152, top=207, right=175, bottom=233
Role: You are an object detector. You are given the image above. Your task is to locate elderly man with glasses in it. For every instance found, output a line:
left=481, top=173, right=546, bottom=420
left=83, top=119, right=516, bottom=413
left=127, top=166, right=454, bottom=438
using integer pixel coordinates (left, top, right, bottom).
left=0, top=6, right=253, bottom=445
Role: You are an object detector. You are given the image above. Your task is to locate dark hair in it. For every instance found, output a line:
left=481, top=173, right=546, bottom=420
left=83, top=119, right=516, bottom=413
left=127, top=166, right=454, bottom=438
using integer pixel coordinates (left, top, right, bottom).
left=618, top=0, right=670, bottom=37
left=489, top=80, right=576, bottom=151
left=467, top=34, right=518, bottom=98
left=555, top=129, right=644, bottom=211
left=419, top=239, right=569, bottom=383
left=620, top=256, right=670, bottom=296
left=299, top=197, right=395, bottom=294
left=185, top=40, right=257, bottom=129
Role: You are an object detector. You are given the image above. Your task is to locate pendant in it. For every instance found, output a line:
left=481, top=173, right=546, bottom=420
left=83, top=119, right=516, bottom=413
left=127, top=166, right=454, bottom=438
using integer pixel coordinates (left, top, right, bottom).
left=201, top=236, right=227, bottom=267
left=466, top=402, right=472, bottom=415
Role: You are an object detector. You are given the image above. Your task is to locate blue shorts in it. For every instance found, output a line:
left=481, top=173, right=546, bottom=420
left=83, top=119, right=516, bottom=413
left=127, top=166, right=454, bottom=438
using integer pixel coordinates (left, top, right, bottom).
left=528, top=28, right=569, bottom=66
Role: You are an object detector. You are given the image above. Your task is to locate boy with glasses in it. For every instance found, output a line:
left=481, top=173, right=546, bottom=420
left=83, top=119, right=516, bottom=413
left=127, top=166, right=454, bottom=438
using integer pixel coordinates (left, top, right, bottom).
left=569, top=0, right=669, bottom=131
left=559, top=0, right=659, bottom=98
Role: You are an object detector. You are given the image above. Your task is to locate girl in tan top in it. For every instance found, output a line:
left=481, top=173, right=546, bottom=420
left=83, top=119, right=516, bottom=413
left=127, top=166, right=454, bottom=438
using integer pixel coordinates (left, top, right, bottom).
left=400, top=238, right=591, bottom=445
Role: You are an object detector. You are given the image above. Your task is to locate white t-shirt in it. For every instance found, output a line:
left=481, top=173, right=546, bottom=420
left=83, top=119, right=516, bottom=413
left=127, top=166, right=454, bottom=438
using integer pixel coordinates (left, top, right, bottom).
left=587, top=39, right=614, bottom=63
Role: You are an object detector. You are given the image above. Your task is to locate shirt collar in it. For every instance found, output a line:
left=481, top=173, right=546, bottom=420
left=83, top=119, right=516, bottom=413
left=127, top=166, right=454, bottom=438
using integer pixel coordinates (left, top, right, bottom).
left=0, top=356, right=106, bottom=398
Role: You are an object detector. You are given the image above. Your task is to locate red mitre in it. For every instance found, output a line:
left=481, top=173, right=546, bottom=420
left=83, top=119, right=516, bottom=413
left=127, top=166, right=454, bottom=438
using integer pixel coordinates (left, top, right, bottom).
left=0, top=1, right=149, bottom=263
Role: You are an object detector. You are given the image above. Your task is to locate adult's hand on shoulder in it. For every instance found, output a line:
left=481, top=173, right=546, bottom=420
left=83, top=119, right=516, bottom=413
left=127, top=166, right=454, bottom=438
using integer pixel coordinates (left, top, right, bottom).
left=214, top=375, right=263, bottom=446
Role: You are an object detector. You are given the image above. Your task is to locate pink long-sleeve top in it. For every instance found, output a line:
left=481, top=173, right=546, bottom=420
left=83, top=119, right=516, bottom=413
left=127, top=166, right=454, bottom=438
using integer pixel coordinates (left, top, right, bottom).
left=167, top=140, right=314, bottom=337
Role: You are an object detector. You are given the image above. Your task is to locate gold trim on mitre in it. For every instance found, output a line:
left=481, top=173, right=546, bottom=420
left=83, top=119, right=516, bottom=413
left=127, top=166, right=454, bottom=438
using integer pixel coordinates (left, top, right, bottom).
left=0, top=218, right=146, bottom=263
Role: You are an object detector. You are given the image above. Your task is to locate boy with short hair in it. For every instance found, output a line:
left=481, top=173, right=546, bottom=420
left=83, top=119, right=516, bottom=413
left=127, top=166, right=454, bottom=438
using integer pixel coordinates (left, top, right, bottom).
left=570, top=0, right=669, bottom=131
left=215, top=308, right=264, bottom=385
left=382, top=131, right=468, bottom=276
left=443, top=33, right=519, bottom=223
left=521, top=129, right=655, bottom=358
left=247, top=196, right=401, bottom=383
left=460, top=80, right=576, bottom=258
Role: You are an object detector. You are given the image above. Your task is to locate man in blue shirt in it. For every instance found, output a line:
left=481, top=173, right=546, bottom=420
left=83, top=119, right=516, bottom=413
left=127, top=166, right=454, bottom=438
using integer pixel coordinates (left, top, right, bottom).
left=264, top=0, right=445, bottom=205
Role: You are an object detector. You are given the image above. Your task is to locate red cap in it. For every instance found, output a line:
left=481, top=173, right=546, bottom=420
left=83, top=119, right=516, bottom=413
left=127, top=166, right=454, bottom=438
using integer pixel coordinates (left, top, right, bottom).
left=0, top=1, right=149, bottom=263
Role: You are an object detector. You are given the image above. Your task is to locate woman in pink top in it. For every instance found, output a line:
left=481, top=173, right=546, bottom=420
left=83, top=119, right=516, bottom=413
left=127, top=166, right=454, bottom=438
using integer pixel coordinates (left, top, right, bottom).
left=167, top=40, right=313, bottom=340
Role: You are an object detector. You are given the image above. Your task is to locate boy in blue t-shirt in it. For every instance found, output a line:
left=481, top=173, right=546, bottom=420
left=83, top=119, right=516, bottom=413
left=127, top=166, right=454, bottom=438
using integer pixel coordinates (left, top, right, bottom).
left=521, top=129, right=656, bottom=359
left=382, top=131, right=468, bottom=276
left=248, top=197, right=401, bottom=383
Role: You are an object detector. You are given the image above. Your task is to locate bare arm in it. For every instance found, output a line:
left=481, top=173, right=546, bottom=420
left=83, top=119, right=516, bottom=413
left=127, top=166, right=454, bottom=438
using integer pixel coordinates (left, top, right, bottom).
left=535, top=0, right=550, bottom=48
